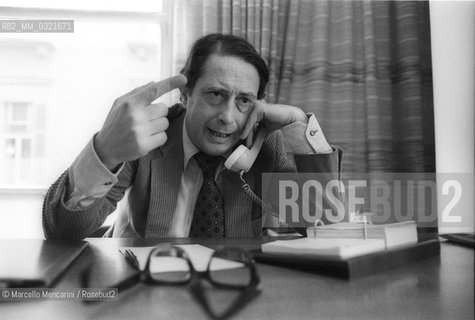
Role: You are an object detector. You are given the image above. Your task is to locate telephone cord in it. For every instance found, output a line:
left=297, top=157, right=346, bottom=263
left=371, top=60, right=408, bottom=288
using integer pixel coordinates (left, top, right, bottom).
left=238, top=170, right=278, bottom=219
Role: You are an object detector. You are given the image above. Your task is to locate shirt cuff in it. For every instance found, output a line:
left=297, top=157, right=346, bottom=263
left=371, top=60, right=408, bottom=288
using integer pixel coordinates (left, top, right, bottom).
left=281, top=114, right=333, bottom=154
left=65, top=136, right=124, bottom=208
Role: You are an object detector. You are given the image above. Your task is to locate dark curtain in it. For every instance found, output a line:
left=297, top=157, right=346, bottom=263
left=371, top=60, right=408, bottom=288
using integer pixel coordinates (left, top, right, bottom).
left=174, top=0, right=435, bottom=173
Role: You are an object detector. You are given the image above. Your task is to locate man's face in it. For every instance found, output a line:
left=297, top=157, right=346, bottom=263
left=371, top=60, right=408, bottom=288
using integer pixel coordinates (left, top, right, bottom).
left=184, top=54, right=260, bottom=156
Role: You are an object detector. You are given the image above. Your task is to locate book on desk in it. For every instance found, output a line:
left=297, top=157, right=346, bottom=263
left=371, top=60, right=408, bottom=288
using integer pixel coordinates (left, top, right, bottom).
left=255, top=221, right=440, bottom=279
left=0, top=239, right=88, bottom=288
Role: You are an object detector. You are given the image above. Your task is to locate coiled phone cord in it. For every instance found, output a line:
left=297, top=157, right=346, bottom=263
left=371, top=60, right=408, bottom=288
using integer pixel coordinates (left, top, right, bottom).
left=238, top=170, right=278, bottom=219
left=239, top=170, right=303, bottom=236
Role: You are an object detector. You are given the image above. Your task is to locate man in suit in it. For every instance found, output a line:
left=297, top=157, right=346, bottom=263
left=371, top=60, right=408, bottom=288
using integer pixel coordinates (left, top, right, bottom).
left=42, top=33, right=342, bottom=239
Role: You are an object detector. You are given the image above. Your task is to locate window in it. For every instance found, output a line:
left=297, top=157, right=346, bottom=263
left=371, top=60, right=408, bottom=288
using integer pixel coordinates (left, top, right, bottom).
left=0, top=0, right=173, bottom=187
left=0, top=0, right=173, bottom=238
left=1, top=101, right=45, bottom=183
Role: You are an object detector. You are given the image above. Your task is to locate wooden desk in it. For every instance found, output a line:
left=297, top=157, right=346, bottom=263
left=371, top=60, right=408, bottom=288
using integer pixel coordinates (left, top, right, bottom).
left=1, top=238, right=473, bottom=320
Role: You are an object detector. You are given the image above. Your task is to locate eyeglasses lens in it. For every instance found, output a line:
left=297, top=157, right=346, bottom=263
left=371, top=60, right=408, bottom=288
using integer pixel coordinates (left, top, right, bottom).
left=148, top=248, right=191, bottom=283
left=208, top=249, right=252, bottom=287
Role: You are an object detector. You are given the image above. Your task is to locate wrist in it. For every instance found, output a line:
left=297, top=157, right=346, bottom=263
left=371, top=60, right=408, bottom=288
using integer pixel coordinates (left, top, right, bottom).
left=93, top=134, right=121, bottom=172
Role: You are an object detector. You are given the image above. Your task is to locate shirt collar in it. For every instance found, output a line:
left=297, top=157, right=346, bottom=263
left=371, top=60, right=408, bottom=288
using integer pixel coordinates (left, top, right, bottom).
left=182, top=115, right=200, bottom=170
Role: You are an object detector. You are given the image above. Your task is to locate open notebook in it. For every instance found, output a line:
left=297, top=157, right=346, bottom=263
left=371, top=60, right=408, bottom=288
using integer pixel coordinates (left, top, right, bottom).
left=263, top=221, right=419, bottom=260
left=0, top=239, right=88, bottom=288
left=307, top=221, right=418, bottom=249
left=256, top=221, right=440, bottom=279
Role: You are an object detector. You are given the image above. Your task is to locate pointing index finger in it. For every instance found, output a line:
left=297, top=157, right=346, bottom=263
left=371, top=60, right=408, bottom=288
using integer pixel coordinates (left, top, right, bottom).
left=152, top=74, right=187, bottom=98
left=134, top=74, right=187, bottom=106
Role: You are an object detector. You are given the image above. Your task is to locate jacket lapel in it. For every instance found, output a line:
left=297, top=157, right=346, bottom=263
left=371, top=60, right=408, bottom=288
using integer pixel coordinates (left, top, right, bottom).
left=223, top=170, right=254, bottom=237
left=145, top=112, right=184, bottom=237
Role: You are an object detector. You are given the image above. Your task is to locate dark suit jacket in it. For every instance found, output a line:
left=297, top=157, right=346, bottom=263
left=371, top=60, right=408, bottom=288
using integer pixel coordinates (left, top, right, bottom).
left=42, top=105, right=343, bottom=239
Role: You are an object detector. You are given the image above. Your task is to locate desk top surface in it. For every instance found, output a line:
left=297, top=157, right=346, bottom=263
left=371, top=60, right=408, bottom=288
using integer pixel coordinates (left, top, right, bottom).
left=1, top=238, right=474, bottom=320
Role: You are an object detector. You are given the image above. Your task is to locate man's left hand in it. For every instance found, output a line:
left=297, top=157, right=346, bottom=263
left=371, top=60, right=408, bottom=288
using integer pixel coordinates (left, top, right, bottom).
left=240, top=101, right=307, bottom=147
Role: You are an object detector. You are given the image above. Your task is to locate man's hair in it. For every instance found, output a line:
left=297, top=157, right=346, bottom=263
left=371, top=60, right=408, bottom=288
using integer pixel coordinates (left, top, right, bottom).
left=180, top=33, right=269, bottom=100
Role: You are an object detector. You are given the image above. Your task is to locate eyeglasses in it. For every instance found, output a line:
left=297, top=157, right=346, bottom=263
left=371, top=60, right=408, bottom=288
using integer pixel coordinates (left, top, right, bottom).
left=140, top=245, right=261, bottom=320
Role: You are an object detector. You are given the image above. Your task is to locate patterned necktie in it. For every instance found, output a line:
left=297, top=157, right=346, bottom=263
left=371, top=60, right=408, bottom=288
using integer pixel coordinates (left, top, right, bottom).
left=189, top=152, right=225, bottom=238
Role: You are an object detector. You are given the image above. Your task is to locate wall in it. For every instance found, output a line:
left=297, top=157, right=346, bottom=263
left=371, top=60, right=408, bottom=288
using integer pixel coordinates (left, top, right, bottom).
left=430, top=0, right=474, bottom=233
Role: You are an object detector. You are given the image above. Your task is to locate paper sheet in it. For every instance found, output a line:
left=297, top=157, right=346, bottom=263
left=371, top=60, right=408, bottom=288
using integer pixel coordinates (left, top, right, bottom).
left=119, top=244, right=243, bottom=273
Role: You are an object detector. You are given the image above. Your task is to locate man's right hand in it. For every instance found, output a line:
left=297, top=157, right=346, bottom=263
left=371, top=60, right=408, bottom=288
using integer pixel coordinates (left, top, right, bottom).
left=94, top=74, right=187, bottom=171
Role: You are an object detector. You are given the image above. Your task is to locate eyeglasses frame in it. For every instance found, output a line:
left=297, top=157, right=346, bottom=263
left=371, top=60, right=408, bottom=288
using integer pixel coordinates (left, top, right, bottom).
left=142, top=244, right=262, bottom=320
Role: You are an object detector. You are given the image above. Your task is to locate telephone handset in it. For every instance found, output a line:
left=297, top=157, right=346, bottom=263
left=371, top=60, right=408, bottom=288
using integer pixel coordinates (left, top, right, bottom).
left=224, top=125, right=267, bottom=173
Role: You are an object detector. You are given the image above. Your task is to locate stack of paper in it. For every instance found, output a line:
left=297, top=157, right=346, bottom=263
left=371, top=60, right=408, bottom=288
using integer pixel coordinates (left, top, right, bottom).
left=262, top=221, right=418, bottom=260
